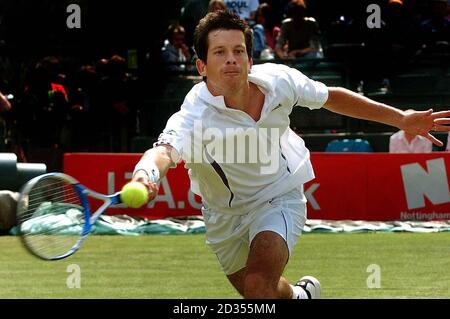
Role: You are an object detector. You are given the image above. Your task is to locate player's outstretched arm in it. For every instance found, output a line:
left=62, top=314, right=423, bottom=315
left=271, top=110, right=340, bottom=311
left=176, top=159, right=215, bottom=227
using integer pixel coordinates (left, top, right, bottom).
left=131, top=145, right=177, bottom=201
left=323, top=87, right=450, bottom=146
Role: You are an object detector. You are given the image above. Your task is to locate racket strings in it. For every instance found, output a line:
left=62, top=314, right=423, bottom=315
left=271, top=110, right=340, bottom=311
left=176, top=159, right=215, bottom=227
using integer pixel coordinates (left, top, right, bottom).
left=18, top=177, right=87, bottom=259
left=24, top=180, right=81, bottom=205
left=21, top=180, right=82, bottom=214
left=22, top=195, right=82, bottom=216
left=24, top=189, right=77, bottom=204
left=24, top=234, right=78, bottom=256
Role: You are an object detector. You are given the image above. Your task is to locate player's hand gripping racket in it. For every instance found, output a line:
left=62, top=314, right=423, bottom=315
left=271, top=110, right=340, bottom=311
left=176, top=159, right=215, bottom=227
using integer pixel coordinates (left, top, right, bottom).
left=16, top=172, right=148, bottom=260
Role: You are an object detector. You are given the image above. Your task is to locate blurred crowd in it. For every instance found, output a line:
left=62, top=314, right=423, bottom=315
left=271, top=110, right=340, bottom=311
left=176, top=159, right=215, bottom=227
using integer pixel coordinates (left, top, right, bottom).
left=1, top=0, right=449, bottom=164
left=163, top=0, right=450, bottom=68
left=0, top=54, right=144, bottom=162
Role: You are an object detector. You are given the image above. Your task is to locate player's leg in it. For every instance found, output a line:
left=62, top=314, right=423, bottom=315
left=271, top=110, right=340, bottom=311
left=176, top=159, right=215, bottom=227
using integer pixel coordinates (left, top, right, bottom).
left=202, top=208, right=289, bottom=297
left=227, top=235, right=291, bottom=296
left=243, top=230, right=292, bottom=298
left=226, top=267, right=246, bottom=296
left=244, top=187, right=320, bottom=299
left=226, top=232, right=320, bottom=299
left=201, top=205, right=251, bottom=294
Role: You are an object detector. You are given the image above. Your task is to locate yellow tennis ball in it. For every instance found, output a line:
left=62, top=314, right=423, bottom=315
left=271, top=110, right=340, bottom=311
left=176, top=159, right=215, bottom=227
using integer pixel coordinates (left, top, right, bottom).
left=120, top=182, right=149, bottom=208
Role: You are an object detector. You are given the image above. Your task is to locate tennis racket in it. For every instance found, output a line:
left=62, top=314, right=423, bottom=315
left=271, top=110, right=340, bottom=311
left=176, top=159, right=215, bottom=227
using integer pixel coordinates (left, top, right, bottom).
left=16, top=172, right=122, bottom=260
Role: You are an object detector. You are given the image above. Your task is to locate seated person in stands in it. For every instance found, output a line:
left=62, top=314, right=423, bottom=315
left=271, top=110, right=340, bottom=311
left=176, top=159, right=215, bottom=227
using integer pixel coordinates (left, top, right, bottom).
left=389, top=130, right=432, bottom=153
left=161, top=24, right=193, bottom=72
left=252, top=3, right=280, bottom=59
left=275, top=0, right=323, bottom=59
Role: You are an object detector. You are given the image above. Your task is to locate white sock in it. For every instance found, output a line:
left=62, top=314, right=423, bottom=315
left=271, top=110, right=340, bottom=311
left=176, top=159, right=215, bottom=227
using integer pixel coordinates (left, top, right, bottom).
left=290, top=284, right=309, bottom=299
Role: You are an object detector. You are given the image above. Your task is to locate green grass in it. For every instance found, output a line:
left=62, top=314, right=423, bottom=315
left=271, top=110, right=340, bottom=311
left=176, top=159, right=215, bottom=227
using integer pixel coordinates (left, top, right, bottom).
left=1, top=232, right=450, bottom=298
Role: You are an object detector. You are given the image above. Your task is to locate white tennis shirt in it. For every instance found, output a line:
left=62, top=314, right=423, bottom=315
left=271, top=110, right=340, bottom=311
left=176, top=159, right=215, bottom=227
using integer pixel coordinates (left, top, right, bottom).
left=389, top=130, right=432, bottom=153
left=154, top=63, right=329, bottom=214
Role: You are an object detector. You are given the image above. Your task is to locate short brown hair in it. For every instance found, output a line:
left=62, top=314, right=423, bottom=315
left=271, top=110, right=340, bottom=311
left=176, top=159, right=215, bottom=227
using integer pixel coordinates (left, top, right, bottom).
left=193, top=10, right=253, bottom=63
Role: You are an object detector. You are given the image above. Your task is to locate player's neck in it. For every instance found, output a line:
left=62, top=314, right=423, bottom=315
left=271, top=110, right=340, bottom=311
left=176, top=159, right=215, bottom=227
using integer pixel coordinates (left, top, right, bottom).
left=224, top=82, right=264, bottom=121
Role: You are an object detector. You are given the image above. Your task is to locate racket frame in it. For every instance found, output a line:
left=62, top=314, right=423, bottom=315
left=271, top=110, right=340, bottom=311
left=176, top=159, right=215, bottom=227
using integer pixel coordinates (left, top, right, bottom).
left=17, top=172, right=121, bottom=260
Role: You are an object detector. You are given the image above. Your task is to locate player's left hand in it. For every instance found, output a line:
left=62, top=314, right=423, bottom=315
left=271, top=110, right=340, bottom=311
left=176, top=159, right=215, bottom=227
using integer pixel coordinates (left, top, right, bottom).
left=401, top=109, right=450, bottom=146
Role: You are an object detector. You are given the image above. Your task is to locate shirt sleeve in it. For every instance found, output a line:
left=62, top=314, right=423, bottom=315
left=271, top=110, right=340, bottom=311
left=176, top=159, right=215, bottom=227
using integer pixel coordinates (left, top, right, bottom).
left=284, top=65, right=329, bottom=110
left=153, top=104, right=196, bottom=163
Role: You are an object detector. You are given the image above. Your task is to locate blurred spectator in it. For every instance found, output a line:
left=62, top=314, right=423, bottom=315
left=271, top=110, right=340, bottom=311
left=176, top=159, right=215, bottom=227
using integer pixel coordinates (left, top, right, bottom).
left=389, top=130, right=432, bottom=153
left=252, top=20, right=266, bottom=58
left=383, top=0, right=417, bottom=61
left=416, top=0, right=450, bottom=56
left=252, top=2, right=280, bottom=59
left=65, top=64, right=100, bottom=151
left=224, top=0, right=259, bottom=23
left=1, top=87, right=26, bottom=160
left=181, top=0, right=210, bottom=47
left=257, top=3, right=280, bottom=50
left=275, top=0, right=323, bottom=59
left=18, top=56, right=68, bottom=150
left=325, top=12, right=363, bottom=46
left=161, top=24, right=193, bottom=72
left=258, top=0, right=286, bottom=28
left=97, top=55, right=142, bottom=152
left=0, top=91, right=11, bottom=151
left=361, top=0, right=417, bottom=93
left=209, top=0, right=227, bottom=12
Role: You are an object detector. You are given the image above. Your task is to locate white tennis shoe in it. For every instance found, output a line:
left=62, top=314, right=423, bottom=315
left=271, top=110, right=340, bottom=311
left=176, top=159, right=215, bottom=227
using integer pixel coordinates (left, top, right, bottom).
left=295, top=276, right=321, bottom=299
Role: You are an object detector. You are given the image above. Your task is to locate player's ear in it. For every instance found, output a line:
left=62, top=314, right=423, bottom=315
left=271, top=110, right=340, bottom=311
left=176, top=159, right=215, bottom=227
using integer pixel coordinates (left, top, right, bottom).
left=196, top=59, right=207, bottom=77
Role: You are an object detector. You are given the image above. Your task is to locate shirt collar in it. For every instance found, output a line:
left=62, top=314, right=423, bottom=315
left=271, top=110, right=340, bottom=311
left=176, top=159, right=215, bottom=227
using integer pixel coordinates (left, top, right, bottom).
left=198, top=82, right=227, bottom=109
left=198, top=70, right=273, bottom=110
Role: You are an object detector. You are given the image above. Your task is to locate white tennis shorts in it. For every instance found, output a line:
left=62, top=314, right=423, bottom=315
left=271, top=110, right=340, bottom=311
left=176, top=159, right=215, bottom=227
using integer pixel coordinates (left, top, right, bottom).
left=201, top=186, right=307, bottom=275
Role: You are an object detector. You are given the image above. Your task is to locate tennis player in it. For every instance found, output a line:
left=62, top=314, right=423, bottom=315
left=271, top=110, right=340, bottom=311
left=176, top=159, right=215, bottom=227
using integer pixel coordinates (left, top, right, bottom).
left=131, top=10, right=450, bottom=299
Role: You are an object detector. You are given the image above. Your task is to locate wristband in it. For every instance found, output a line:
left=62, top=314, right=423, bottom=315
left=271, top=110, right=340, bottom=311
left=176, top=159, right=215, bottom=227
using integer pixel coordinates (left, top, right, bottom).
left=133, top=161, right=160, bottom=184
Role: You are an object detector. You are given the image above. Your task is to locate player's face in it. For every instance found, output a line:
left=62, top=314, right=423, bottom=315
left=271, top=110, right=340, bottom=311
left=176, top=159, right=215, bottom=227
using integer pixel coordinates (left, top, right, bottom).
left=196, top=29, right=252, bottom=97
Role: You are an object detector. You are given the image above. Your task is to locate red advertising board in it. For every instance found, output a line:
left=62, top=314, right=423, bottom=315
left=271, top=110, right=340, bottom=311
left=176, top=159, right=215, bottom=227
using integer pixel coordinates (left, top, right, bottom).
left=64, top=152, right=450, bottom=221
left=305, top=153, right=450, bottom=221
left=64, top=153, right=202, bottom=219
